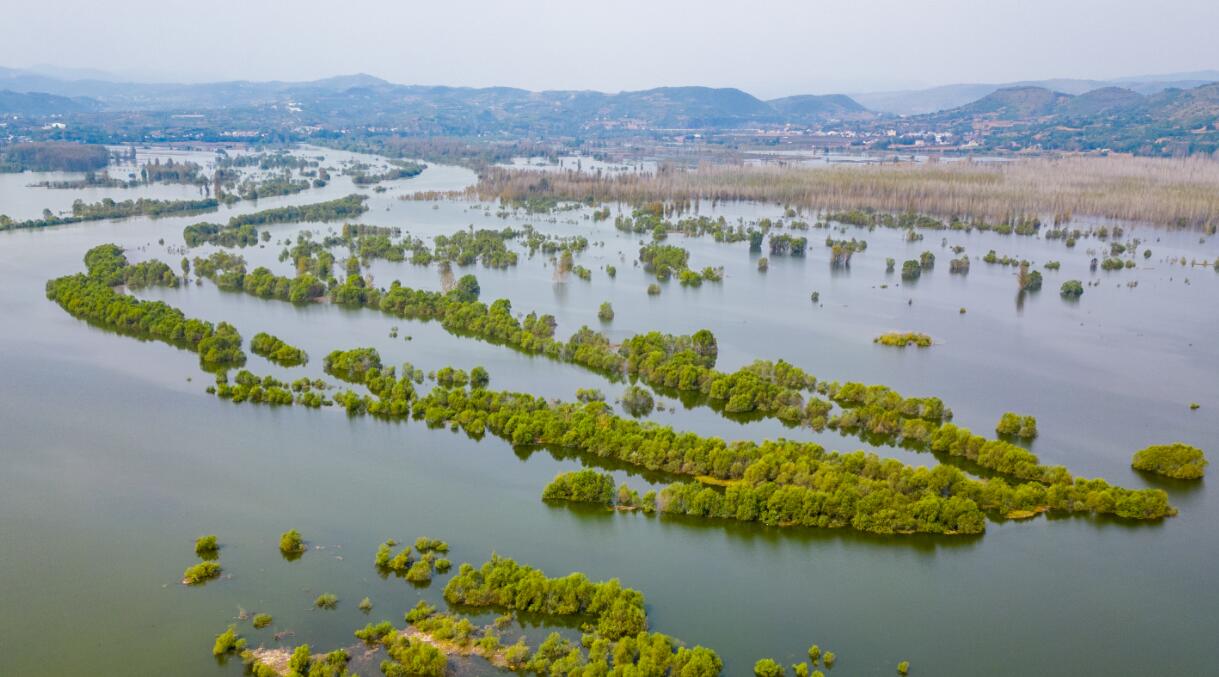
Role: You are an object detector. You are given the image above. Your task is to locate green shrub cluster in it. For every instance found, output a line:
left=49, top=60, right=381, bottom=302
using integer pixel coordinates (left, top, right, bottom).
left=183, top=560, right=221, bottom=585
left=194, top=535, right=218, bottom=558
left=1060, top=279, right=1084, bottom=297
left=768, top=234, right=808, bottom=256
left=542, top=469, right=616, bottom=505
left=1131, top=443, right=1208, bottom=479
left=280, top=529, right=306, bottom=558
left=250, top=332, right=307, bottom=366
left=183, top=222, right=259, bottom=248
left=227, top=194, right=367, bottom=228
left=874, top=332, right=932, bottom=348
left=620, top=385, right=655, bottom=416
left=639, top=243, right=691, bottom=280
left=434, top=228, right=520, bottom=268
left=995, top=412, right=1038, bottom=439
left=324, top=347, right=383, bottom=382
left=46, top=245, right=242, bottom=368
left=444, top=555, right=647, bottom=639
left=193, top=251, right=327, bottom=304
left=213, top=370, right=295, bottom=405
left=412, top=385, right=1173, bottom=529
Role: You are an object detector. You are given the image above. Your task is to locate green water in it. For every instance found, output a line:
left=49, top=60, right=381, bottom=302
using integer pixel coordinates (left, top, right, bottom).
left=1, top=148, right=1216, bottom=676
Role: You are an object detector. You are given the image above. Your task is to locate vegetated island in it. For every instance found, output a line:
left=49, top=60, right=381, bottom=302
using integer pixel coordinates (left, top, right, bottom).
left=874, top=332, right=933, bottom=348
left=47, top=246, right=1179, bottom=537
left=1131, top=443, right=1208, bottom=479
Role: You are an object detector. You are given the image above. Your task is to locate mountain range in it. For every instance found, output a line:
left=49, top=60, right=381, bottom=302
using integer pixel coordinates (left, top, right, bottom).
left=1, top=66, right=1217, bottom=155
left=5, top=65, right=1215, bottom=118
left=0, top=67, right=872, bottom=127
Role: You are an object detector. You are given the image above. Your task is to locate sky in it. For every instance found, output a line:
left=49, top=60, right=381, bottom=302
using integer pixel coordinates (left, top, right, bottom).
left=3, top=0, right=1219, bottom=97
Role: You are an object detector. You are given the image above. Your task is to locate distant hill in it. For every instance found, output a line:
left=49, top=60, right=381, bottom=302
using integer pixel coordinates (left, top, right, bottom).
left=2, top=64, right=1217, bottom=155
left=1058, top=87, right=1144, bottom=117
left=767, top=94, right=872, bottom=121
left=950, top=86, right=1071, bottom=119
left=0, top=89, right=98, bottom=115
left=1143, top=82, right=1219, bottom=126
left=0, top=66, right=872, bottom=129
left=853, top=72, right=1219, bottom=115
left=905, top=83, right=1219, bottom=155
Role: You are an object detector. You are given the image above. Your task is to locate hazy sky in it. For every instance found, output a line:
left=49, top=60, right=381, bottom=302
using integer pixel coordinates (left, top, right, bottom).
left=4, top=0, right=1218, bottom=97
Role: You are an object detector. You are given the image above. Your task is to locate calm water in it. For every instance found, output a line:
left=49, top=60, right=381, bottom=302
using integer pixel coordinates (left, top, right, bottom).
left=0, top=148, right=1216, bottom=676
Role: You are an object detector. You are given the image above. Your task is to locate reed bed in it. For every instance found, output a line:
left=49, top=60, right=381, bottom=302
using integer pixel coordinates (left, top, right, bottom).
left=467, top=156, right=1219, bottom=228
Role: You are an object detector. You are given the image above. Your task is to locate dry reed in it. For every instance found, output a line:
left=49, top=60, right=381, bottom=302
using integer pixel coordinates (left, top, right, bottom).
left=467, top=156, right=1219, bottom=228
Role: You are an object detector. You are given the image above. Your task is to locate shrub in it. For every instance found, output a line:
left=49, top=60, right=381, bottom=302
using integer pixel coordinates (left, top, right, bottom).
left=647, top=283, right=661, bottom=295
left=576, top=388, right=605, bottom=402
left=383, top=635, right=446, bottom=677
left=359, top=597, right=373, bottom=612
left=1019, top=267, right=1043, bottom=291
left=874, top=332, right=932, bottom=348
left=470, top=366, right=490, bottom=388
left=414, top=536, right=449, bottom=553
left=1060, top=280, right=1084, bottom=297
left=542, top=469, right=616, bottom=505
left=279, top=529, right=306, bottom=557
left=289, top=644, right=311, bottom=674
left=900, top=259, right=921, bottom=280
left=599, top=302, right=615, bottom=321
left=755, top=658, right=785, bottom=676
left=252, top=613, right=272, bottom=629
left=355, top=620, right=395, bottom=643
left=405, top=600, right=437, bottom=624
left=194, top=534, right=218, bottom=558
left=1131, top=443, right=1208, bottom=479
left=620, top=385, right=655, bottom=416
left=995, top=412, right=1038, bottom=439
left=406, top=560, right=433, bottom=583
left=212, top=625, right=243, bottom=656
left=183, top=561, right=221, bottom=585
left=250, top=332, right=307, bottom=366
left=443, top=555, right=646, bottom=639
left=374, top=539, right=398, bottom=568
left=314, top=593, right=339, bottom=609
left=898, top=660, right=910, bottom=675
